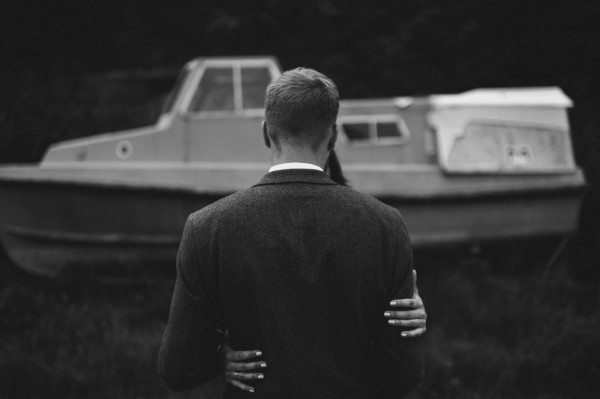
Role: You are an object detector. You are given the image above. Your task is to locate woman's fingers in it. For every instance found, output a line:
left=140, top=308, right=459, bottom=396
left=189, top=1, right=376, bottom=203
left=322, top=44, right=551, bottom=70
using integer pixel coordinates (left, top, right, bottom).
left=225, top=369, right=265, bottom=393
left=225, top=349, right=263, bottom=362
left=385, top=276, right=428, bottom=336
left=226, top=370, right=265, bottom=381
left=226, top=361, right=267, bottom=372
left=390, top=296, right=423, bottom=309
left=398, top=327, right=426, bottom=338
left=386, top=318, right=426, bottom=327
left=227, top=377, right=256, bottom=393
left=384, top=309, right=427, bottom=320
left=221, top=344, right=266, bottom=393
left=384, top=307, right=427, bottom=325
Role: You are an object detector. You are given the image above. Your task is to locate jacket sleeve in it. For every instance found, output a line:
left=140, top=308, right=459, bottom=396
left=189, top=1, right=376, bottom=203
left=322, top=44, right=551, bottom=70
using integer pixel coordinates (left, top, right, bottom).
left=158, top=215, right=222, bottom=391
left=373, top=214, right=424, bottom=398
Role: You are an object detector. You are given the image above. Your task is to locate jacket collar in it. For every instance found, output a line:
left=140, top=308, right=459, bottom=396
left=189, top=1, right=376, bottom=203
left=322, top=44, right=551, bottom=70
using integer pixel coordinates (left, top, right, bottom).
left=253, top=169, right=337, bottom=187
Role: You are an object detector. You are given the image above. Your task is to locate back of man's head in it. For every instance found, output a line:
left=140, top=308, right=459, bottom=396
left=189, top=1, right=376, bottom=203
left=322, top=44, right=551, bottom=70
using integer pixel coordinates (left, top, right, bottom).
left=264, top=68, right=339, bottom=142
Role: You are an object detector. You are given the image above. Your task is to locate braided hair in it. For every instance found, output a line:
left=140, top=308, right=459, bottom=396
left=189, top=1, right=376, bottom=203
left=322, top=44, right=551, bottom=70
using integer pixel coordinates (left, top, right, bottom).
left=326, top=150, right=349, bottom=187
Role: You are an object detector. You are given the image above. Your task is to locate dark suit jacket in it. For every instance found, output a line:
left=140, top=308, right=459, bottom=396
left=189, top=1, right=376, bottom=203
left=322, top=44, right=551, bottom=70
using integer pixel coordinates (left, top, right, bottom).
left=158, top=169, right=423, bottom=398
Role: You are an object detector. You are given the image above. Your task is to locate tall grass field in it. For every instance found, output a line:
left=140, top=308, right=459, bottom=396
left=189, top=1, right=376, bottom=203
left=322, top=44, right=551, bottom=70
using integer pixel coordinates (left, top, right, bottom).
left=1, top=238, right=599, bottom=398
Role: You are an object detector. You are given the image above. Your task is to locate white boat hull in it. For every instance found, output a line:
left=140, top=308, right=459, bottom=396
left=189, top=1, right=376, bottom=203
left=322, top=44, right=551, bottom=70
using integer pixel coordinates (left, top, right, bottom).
left=0, top=164, right=585, bottom=277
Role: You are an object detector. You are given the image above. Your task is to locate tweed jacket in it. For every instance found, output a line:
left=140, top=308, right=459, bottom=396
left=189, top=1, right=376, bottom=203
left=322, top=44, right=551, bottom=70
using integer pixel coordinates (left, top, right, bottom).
left=158, top=169, right=423, bottom=399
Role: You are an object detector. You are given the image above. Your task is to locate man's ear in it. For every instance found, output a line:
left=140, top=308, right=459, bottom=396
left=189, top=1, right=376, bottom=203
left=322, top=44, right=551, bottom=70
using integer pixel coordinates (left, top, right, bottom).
left=327, top=123, right=338, bottom=151
left=262, top=121, right=271, bottom=149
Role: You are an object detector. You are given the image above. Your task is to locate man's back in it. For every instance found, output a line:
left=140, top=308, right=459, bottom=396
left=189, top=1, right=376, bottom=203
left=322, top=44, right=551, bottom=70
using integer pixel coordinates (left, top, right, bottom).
left=159, top=66, right=423, bottom=399
left=164, top=169, right=422, bottom=398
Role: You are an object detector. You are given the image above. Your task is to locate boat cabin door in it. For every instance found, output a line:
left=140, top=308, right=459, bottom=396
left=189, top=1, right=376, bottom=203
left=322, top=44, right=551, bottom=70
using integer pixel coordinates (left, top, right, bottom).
left=180, top=58, right=281, bottom=164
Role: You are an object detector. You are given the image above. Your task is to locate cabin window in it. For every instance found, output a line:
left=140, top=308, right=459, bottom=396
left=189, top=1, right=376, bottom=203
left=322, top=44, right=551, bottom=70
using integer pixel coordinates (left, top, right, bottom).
left=340, top=115, right=410, bottom=145
left=242, top=67, right=271, bottom=110
left=189, top=67, right=235, bottom=112
left=378, top=122, right=402, bottom=139
left=343, top=123, right=370, bottom=141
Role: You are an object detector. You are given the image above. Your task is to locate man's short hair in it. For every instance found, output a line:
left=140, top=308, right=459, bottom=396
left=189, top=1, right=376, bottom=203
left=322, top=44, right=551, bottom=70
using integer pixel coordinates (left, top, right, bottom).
left=265, top=67, right=339, bottom=135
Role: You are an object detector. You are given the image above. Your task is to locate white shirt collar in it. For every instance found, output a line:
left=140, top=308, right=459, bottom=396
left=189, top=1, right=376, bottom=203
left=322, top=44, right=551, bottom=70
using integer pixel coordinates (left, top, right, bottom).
left=269, top=162, right=324, bottom=173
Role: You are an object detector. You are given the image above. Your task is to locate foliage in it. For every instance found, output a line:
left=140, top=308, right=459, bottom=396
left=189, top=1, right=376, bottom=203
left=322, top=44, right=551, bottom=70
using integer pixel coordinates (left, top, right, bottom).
left=0, top=259, right=175, bottom=398
left=1, top=243, right=599, bottom=398
left=415, top=250, right=600, bottom=398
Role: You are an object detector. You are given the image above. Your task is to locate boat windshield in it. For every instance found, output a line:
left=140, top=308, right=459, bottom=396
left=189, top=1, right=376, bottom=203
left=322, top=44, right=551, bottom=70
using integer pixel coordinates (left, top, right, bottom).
left=189, top=67, right=235, bottom=112
left=187, top=63, right=273, bottom=115
left=241, top=66, right=271, bottom=111
left=160, top=64, right=192, bottom=115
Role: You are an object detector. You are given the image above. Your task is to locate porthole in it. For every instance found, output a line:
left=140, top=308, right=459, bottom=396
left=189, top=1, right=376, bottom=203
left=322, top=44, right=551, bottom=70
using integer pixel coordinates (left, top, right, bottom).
left=116, top=141, right=133, bottom=160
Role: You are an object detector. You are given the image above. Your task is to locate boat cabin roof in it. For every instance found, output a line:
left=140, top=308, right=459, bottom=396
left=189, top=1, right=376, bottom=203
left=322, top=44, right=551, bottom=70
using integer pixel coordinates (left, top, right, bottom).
left=395, top=87, right=572, bottom=108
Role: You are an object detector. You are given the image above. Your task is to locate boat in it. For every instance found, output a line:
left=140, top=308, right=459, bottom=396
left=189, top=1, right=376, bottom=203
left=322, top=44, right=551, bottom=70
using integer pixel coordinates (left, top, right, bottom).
left=0, top=56, right=586, bottom=277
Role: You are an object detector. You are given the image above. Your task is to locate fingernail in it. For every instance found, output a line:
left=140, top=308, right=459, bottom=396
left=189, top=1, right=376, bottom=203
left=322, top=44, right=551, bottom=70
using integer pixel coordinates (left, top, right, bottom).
left=260, top=363, right=267, bottom=368
left=390, top=301, right=397, bottom=306
left=401, top=332, right=407, bottom=337
left=258, top=374, right=264, bottom=379
left=384, top=312, right=391, bottom=317
left=388, top=320, right=396, bottom=325
left=249, top=387, right=255, bottom=393
left=255, top=351, right=262, bottom=356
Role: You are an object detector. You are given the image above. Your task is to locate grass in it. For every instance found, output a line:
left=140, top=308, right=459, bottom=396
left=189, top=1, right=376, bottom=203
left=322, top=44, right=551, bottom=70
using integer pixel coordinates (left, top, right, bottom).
left=414, top=240, right=600, bottom=398
left=0, top=257, right=175, bottom=398
left=1, top=239, right=599, bottom=398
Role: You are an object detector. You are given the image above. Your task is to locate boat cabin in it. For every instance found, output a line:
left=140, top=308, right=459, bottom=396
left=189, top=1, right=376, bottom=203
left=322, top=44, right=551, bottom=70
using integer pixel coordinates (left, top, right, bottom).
left=41, top=57, right=579, bottom=184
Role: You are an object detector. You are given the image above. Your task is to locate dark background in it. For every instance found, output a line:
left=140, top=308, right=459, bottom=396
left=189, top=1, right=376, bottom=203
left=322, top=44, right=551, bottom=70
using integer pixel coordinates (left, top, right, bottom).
left=1, top=0, right=600, bottom=183
left=1, top=1, right=600, bottom=398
